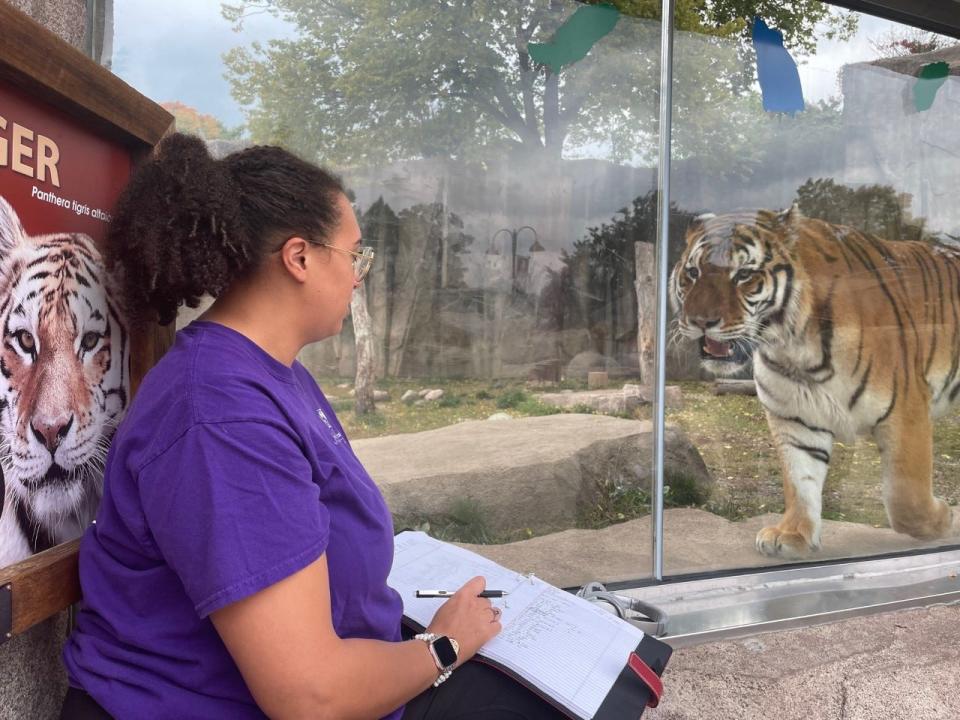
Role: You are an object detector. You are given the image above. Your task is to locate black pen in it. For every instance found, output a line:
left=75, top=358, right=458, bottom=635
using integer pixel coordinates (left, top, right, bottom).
left=415, top=589, right=509, bottom=599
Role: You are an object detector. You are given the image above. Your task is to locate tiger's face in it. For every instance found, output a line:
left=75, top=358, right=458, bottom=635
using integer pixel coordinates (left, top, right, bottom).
left=670, top=208, right=801, bottom=376
left=0, top=197, right=128, bottom=542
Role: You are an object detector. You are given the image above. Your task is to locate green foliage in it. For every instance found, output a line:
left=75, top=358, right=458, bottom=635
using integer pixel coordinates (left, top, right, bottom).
left=795, top=178, right=930, bottom=241
left=581, top=468, right=707, bottom=528
left=515, top=399, right=563, bottom=416
left=328, top=397, right=354, bottom=413
left=496, top=389, right=529, bottom=409
left=664, top=470, right=708, bottom=507
left=475, top=389, right=494, bottom=400
left=353, top=410, right=388, bottom=431
left=222, top=0, right=855, bottom=164
left=438, top=394, right=463, bottom=408
left=395, top=499, right=496, bottom=544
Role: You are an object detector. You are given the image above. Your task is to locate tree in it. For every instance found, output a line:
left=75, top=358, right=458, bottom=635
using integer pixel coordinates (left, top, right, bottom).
left=540, top=190, right=696, bottom=365
left=222, top=0, right=855, bottom=165
left=870, top=27, right=951, bottom=58
left=359, top=199, right=474, bottom=376
left=160, top=101, right=243, bottom=140
left=794, top=178, right=928, bottom=241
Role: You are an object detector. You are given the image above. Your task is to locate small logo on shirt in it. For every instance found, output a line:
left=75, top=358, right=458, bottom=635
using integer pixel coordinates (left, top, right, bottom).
left=317, top=407, right=344, bottom=445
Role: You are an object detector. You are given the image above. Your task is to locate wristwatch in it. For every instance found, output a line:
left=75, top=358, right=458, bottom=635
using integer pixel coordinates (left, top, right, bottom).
left=414, top=633, right=460, bottom=687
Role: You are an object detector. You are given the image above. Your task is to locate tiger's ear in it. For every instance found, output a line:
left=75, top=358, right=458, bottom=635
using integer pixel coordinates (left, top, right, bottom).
left=775, top=203, right=803, bottom=246
left=0, top=196, right=25, bottom=258
left=779, top=203, right=803, bottom=227
left=687, top=212, right=715, bottom=234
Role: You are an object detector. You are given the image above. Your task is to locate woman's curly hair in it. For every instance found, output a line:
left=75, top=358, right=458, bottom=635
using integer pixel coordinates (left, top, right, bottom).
left=107, top=133, right=345, bottom=325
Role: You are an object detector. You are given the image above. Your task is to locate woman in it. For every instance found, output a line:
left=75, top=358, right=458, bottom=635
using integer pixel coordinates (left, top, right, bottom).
left=60, top=134, right=565, bottom=719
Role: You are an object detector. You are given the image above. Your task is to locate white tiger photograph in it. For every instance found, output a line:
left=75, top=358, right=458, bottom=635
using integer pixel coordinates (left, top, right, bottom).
left=0, top=195, right=128, bottom=567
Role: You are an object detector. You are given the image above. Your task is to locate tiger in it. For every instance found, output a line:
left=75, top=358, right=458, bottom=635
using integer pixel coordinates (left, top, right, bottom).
left=670, top=205, right=958, bottom=557
left=0, top=196, right=128, bottom=567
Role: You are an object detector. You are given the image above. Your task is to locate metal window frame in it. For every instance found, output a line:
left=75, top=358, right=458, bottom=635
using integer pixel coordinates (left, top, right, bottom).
left=829, top=1, right=960, bottom=40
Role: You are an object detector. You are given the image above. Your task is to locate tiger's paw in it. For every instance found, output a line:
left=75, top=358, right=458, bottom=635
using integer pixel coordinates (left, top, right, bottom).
left=755, top=525, right=819, bottom=558
left=889, top=497, right=953, bottom=540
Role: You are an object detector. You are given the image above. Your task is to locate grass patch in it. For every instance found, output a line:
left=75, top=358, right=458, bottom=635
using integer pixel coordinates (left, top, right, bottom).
left=496, top=389, right=528, bottom=409
left=318, top=375, right=960, bottom=531
left=394, top=499, right=498, bottom=544
left=514, top=398, right=563, bottom=416
left=579, top=469, right=710, bottom=530
left=438, top=394, right=463, bottom=408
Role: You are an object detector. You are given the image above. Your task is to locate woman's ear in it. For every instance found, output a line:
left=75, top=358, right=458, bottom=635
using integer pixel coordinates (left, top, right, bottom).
left=278, top=236, right=311, bottom=281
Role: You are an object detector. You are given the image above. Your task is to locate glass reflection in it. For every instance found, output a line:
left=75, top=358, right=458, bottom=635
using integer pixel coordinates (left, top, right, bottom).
left=667, top=7, right=960, bottom=574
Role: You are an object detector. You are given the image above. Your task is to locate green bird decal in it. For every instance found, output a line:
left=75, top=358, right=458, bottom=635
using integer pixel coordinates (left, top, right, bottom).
left=914, top=62, right=949, bottom=112
left=528, top=4, right=620, bottom=73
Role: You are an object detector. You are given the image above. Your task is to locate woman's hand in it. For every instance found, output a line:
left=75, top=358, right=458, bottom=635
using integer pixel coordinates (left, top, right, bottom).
left=425, top=576, right=502, bottom=665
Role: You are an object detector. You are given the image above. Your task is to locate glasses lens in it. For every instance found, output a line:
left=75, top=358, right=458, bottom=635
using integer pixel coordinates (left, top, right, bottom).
left=355, top=249, right=374, bottom=281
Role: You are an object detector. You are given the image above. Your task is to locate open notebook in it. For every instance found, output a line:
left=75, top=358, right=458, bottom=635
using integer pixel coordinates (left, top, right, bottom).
left=389, top=531, right=658, bottom=720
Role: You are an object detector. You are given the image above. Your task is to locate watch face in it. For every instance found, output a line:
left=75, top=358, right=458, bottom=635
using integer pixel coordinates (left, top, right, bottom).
left=433, top=636, right=458, bottom=667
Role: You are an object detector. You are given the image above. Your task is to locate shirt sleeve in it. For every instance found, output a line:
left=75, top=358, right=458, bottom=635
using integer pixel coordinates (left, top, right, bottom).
left=136, top=420, right=329, bottom=618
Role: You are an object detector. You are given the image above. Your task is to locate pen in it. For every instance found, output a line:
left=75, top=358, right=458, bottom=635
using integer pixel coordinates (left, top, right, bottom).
left=415, top=590, right=509, bottom=599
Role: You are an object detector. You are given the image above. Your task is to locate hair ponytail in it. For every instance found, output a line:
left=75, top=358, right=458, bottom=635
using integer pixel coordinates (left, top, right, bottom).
left=107, top=133, right=345, bottom=325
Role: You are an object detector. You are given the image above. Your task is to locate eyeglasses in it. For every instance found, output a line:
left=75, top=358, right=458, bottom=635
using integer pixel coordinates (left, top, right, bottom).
left=323, top=244, right=376, bottom=282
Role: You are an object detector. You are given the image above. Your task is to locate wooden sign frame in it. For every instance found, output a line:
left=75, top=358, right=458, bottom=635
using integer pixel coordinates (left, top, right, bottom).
left=0, top=3, right=174, bottom=641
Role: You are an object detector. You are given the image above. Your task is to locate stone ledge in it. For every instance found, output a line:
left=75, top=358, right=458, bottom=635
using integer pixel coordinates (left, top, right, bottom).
left=354, top=415, right=709, bottom=534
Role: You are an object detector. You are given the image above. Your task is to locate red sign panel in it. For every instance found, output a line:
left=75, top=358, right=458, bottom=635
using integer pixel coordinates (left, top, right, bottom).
left=0, top=79, right=132, bottom=568
left=1, top=80, right=130, bottom=243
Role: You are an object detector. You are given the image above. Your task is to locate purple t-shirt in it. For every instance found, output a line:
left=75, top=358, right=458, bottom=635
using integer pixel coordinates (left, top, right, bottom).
left=63, top=321, right=405, bottom=719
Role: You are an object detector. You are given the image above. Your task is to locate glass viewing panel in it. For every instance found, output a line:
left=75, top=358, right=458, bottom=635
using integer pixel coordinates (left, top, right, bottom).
left=666, top=4, right=960, bottom=574
left=111, top=0, right=664, bottom=589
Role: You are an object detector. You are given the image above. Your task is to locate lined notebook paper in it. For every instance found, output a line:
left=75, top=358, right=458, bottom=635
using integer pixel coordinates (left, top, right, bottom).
left=389, top=532, right=645, bottom=720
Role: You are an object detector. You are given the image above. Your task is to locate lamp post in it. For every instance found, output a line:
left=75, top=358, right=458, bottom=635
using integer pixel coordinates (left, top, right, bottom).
left=492, top=225, right=538, bottom=288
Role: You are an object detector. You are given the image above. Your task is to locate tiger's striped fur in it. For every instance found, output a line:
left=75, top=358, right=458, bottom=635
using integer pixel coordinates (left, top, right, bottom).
left=0, top=197, right=128, bottom=566
left=670, top=206, right=956, bottom=557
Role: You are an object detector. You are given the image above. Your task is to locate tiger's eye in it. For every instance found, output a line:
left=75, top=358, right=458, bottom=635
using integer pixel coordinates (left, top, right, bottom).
left=735, top=268, right=755, bottom=282
left=686, top=266, right=700, bottom=280
left=16, top=330, right=35, bottom=353
left=81, top=332, right=100, bottom=351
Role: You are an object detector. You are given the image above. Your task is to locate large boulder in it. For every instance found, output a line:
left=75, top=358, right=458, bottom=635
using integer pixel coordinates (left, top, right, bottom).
left=352, top=415, right=712, bottom=536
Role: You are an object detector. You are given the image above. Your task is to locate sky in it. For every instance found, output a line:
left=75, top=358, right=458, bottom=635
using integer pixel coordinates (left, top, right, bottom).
left=111, top=0, right=294, bottom=127
left=109, top=2, right=952, bottom=130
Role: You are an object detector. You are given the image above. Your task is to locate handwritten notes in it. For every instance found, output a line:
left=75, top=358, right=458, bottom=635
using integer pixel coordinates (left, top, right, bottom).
left=389, top=532, right=644, bottom=719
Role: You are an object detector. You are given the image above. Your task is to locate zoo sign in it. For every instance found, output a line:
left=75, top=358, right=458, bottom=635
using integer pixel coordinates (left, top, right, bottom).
left=0, top=76, right=132, bottom=571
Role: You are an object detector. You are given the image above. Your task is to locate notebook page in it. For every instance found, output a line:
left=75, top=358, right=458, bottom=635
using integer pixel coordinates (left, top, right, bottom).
left=389, top=532, right=645, bottom=719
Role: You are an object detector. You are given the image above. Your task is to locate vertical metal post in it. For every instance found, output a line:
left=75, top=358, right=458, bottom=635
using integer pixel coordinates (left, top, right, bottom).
left=652, top=0, right=675, bottom=582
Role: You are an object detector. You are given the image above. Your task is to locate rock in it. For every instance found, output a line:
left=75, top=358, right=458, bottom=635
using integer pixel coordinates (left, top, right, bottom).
left=337, top=383, right=350, bottom=389
left=414, top=400, right=426, bottom=406
left=664, top=385, right=684, bottom=408
left=537, top=386, right=683, bottom=413
left=353, top=416, right=712, bottom=536
left=424, top=389, right=444, bottom=401
left=565, top=351, right=617, bottom=380
left=401, top=390, right=418, bottom=404
left=487, top=412, right=512, bottom=421
left=587, top=371, right=609, bottom=389
left=418, top=389, right=431, bottom=398
left=373, top=390, right=390, bottom=402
